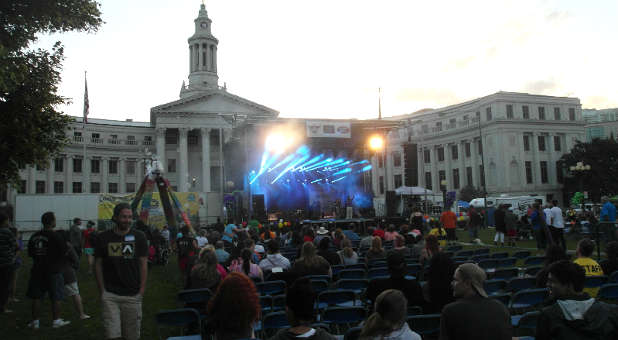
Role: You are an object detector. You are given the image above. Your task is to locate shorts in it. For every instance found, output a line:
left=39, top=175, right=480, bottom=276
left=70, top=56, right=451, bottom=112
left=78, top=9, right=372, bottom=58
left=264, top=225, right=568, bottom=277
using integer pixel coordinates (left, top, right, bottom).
left=26, top=272, right=65, bottom=301
left=64, top=281, right=80, bottom=297
left=84, top=248, right=95, bottom=256
left=102, top=291, right=143, bottom=340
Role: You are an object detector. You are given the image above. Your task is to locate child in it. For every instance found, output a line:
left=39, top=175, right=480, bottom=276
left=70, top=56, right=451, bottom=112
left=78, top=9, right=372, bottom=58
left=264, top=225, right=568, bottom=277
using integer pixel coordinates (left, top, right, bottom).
left=505, top=207, right=518, bottom=247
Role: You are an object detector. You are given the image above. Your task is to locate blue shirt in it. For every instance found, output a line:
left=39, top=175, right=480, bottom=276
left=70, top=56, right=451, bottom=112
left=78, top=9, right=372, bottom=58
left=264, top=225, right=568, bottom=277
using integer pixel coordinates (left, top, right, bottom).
left=343, top=229, right=360, bottom=241
left=215, top=248, right=230, bottom=264
left=600, top=202, right=616, bottom=222
left=530, top=210, right=543, bottom=231
left=222, top=224, right=237, bottom=243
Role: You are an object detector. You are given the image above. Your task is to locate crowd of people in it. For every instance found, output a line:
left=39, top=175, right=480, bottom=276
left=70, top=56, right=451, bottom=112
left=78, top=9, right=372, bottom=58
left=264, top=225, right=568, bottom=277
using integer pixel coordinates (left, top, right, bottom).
left=1, top=200, right=618, bottom=339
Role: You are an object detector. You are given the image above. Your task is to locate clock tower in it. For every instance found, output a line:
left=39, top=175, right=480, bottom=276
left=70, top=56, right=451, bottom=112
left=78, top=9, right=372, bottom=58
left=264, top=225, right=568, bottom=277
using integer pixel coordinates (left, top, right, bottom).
left=182, top=3, right=219, bottom=97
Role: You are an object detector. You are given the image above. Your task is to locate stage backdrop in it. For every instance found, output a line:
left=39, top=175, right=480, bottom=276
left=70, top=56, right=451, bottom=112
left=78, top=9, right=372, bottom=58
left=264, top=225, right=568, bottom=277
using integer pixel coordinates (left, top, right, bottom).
left=98, top=192, right=201, bottom=229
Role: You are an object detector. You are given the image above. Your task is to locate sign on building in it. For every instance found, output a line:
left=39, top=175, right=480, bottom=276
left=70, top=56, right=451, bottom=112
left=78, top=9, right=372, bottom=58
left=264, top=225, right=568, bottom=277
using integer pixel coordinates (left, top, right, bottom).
left=306, top=120, right=351, bottom=138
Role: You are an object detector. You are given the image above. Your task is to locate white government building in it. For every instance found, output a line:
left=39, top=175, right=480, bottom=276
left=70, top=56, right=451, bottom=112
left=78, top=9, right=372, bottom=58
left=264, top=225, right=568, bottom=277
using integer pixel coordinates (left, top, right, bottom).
left=2, top=4, right=587, bottom=220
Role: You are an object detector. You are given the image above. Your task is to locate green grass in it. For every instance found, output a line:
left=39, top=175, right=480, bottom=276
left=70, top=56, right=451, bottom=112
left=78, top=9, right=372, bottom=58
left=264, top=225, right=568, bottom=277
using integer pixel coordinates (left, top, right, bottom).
left=1, top=255, right=183, bottom=339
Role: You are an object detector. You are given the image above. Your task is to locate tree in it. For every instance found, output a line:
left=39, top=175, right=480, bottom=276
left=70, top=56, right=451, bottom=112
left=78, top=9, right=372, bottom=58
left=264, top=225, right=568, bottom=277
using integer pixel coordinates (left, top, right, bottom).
left=558, top=138, right=618, bottom=201
left=458, top=184, right=485, bottom=202
left=0, top=1, right=102, bottom=187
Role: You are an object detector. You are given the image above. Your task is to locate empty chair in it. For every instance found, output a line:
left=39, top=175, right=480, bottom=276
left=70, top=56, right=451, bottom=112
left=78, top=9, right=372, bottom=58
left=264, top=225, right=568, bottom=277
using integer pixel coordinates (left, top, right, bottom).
left=331, top=265, right=345, bottom=277
left=272, top=294, right=286, bottom=311
left=343, top=326, right=362, bottom=340
left=310, top=279, right=329, bottom=294
left=407, top=314, right=441, bottom=337
left=472, top=254, right=491, bottom=262
left=507, top=277, right=536, bottom=292
left=368, top=267, right=390, bottom=279
left=523, top=256, right=545, bottom=266
left=513, top=250, right=531, bottom=259
left=491, top=293, right=512, bottom=306
left=610, top=270, right=618, bottom=283
left=345, top=263, right=366, bottom=270
left=322, top=306, right=366, bottom=333
left=317, top=289, right=357, bottom=309
left=491, top=252, right=509, bottom=259
left=260, top=295, right=273, bottom=314
left=256, top=280, right=286, bottom=296
left=407, top=305, right=423, bottom=316
left=155, top=308, right=201, bottom=340
left=511, top=310, right=540, bottom=330
left=493, top=268, right=519, bottom=280
left=368, top=260, right=387, bottom=268
left=584, top=275, right=608, bottom=289
left=524, top=266, right=543, bottom=277
left=473, top=248, right=490, bottom=255
left=497, top=257, right=518, bottom=268
left=456, top=250, right=474, bottom=257
left=406, top=263, right=422, bottom=276
left=177, top=288, right=212, bottom=318
left=338, top=269, right=366, bottom=279
left=446, top=245, right=463, bottom=252
left=477, top=259, right=499, bottom=270
left=598, top=283, right=618, bottom=300
left=304, top=274, right=330, bottom=282
left=508, top=288, right=549, bottom=309
left=484, top=279, right=507, bottom=295
left=262, top=311, right=290, bottom=337
left=336, top=279, right=369, bottom=294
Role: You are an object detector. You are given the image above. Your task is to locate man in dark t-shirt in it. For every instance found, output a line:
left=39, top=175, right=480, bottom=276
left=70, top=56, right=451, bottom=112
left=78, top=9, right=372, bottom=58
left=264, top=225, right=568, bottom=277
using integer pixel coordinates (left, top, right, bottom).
left=95, top=203, right=148, bottom=340
left=26, top=212, right=70, bottom=329
left=366, top=251, right=424, bottom=309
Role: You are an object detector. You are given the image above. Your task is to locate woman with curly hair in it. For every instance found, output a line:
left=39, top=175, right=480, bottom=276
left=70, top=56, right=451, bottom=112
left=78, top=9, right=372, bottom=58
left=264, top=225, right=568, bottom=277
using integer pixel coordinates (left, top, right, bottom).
left=187, top=247, right=221, bottom=290
left=365, top=236, right=386, bottom=262
left=292, top=242, right=331, bottom=278
left=208, top=272, right=261, bottom=339
left=422, top=252, right=456, bottom=314
left=360, top=289, right=421, bottom=340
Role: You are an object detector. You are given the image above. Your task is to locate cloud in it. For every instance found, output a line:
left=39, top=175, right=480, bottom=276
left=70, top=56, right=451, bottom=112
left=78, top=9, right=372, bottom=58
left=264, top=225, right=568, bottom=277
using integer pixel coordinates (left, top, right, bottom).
left=545, top=10, right=571, bottom=23
left=583, top=96, right=618, bottom=109
left=522, top=79, right=559, bottom=94
left=395, top=88, right=460, bottom=107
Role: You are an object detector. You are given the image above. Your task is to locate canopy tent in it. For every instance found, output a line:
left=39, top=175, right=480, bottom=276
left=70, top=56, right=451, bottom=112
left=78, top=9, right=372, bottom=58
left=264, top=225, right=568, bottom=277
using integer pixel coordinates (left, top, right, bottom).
left=394, top=186, right=434, bottom=195
left=457, top=200, right=470, bottom=208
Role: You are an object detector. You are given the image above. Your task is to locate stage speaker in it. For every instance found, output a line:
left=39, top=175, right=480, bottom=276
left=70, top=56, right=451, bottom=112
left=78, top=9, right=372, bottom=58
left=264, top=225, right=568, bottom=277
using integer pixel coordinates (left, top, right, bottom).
left=403, top=143, right=418, bottom=186
left=386, top=190, right=397, bottom=217
left=252, top=194, right=266, bottom=221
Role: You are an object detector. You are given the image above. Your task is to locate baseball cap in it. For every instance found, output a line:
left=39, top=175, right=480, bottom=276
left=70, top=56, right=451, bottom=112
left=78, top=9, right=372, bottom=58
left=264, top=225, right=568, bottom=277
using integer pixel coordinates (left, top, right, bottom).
left=254, top=245, right=265, bottom=254
left=457, top=263, right=488, bottom=298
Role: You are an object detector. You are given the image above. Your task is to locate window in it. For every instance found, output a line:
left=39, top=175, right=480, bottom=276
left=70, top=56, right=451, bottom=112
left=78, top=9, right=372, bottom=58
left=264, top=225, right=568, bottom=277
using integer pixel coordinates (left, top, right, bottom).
left=540, top=161, right=548, bottom=183
left=486, top=107, right=492, bottom=121
left=525, top=161, right=533, bottom=184
left=437, top=147, right=445, bottom=162
left=126, top=183, right=136, bottom=193
left=506, top=104, right=513, bottom=119
left=144, top=135, right=153, bottom=145
left=569, top=108, right=576, bottom=121
left=538, top=135, right=546, bottom=151
left=73, top=158, right=82, bottom=173
left=165, top=131, right=177, bottom=144
left=379, top=176, right=384, bottom=194
left=36, top=180, right=45, bottom=194
left=127, top=135, right=137, bottom=145
left=435, top=122, right=442, bottom=132
left=108, top=182, right=118, bottom=193
left=91, top=182, right=101, bottom=193
left=523, top=105, right=530, bottom=119
left=168, top=159, right=177, bottom=173
left=73, top=131, right=82, bottom=142
left=91, top=133, right=101, bottom=143
left=126, top=160, right=136, bottom=175
left=451, top=145, right=458, bottom=160
left=53, top=181, right=63, bottom=193
left=72, top=182, right=82, bottom=193
left=393, top=151, right=402, bottom=167
left=466, top=167, right=473, bottom=186
left=556, top=161, right=564, bottom=183
left=479, top=165, right=485, bottom=187
left=554, top=136, right=561, bottom=151
left=54, top=158, right=63, bottom=172
left=453, top=169, right=460, bottom=189
left=36, top=164, right=44, bottom=171
left=18, top=180, right=26, bottom=194
left=538, top=107, right=546, bottom=120
left=91, top=159, right=100, bottom=173
left=109, top=159, right=118, bottom=174
left=188, top=133, right=198, bottom=145
left=394, top=174, right=403, bottom=188
left=449, top=118, right=456, bottom=128
left=425, top=172, right=432, bottom=190
left=523, top=135, right=530, bottom=151
left=424, top=149, right=430, bottom=163
left=438, top=170, right=446, bottom=186
left=422, top=125, right=429, bottom=134
left=110, top=134, right=119, bottom=144
left=465, top=142, right=471, bottom=157
left=554, top=107, right=561, bottom=120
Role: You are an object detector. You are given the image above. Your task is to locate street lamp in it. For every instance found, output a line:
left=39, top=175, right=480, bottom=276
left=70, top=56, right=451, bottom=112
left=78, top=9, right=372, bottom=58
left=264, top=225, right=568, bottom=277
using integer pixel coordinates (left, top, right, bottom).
left=441, top=179, right=447, bottom=210
left=570, top=161, right=591, bottom=196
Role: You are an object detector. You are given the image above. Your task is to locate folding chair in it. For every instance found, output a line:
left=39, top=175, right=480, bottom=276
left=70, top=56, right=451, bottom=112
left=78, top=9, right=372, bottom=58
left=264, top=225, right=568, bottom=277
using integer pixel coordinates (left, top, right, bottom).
left=338, top=269, right=366, bottom=279
left=407, top=314, right=441, bottom=337
left=511, top=310, right=540, bottom=329
left=336, top=279, right=369, bottom=294
left=497, top=257, right=518, bottom=268
left=310, top=279, right=330, bottom=294
left=493, top=268, right=519, bottom=280
left=177, top=288, right=212, bottom=319
left=407, top=305, right=423, bottom=316
left=256, top=280, right=286, bottom=296
left=446, top=245, right=463, bottom=252
left=343, top=326, right=362, bottom=340
left=598, top=283, right=618, bottom=300
left=261, top=311, right=290, bottom=338
left=477, top=259, right=499, bottom=272
left=491, top=252, right=509, bottom=259
left=317, top=289, right=357, bottom=309
left=368, top=267, right=390, bottom=279
left=322, top=306, right=366, bottom=334
left=491, top=293, right=511, bottom=306
left=304, top=274, right=331, bottom=282
left=472, top=254, right=491, bottom=262
left=507, top=277, right=536, bottom=292
left=473, top=248, right=490, bottom=255
left=155, top=308, right=202, bottom=340
left=523, top=266, right=542, bottom=277
left=610, top=270, right=618, bottom=283
left=272, top=294, right=286, bottom=311
left=512, top=250, right=531, bottom=259
left=508, top=288, right=549, bottom=309
left=260, top=295, right=273, bottom=314
left=584, top=275, right=608, bottom=290
left=456, top=250, right=474, bottom=257
left=332, top=265, right=345, bottom=277
left=484, top=279, right=507, bottom=295
left=345, top=263, right=366, bottom=270
left=523, top=256, right=545, bottom=266
left=367, top=260, right=387, bottom=268
left=406, top=263, right=422, bottom=277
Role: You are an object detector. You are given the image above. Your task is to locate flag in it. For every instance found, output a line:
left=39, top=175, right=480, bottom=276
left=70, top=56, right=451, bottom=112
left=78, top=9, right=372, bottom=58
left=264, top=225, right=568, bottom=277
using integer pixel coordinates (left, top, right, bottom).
left=83, top=72, right=89, bottom=123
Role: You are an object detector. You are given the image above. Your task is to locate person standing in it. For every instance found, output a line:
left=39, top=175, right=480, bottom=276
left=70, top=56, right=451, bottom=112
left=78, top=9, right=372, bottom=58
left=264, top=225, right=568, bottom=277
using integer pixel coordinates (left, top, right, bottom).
left=600, top=196, right=617, bottom=241
left=0, top=212, right=17, bottom=313
left=505, top=207, right=518, bottom=247
left=82, top=221, right=97, bottom=275
left=440, top=207, right=457, bottom=245
left=466, top=206, right=481, bottom=242
left=95, top=203, right=148, bottom=340
left=494, top=205, right=506, bottom=247
left=530, top=203, right=548, bottom=254
left=69, top=217, right=83, bottom=258
left=550, top=200, right=566, bottom=250
left=26, top=212, right=70, bottom=329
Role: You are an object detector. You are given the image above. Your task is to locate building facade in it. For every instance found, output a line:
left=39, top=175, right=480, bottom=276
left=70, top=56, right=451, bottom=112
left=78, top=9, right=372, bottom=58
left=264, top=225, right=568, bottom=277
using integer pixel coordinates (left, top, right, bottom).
left=583, top=108, right=618, bottom=142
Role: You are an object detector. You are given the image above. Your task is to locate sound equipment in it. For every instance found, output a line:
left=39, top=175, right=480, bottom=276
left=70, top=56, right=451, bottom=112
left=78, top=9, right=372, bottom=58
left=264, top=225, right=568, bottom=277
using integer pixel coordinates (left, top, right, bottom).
left=252, top=194, right=266, bottom=221
left=403, top=143, right=418, bottom=186
left=386, top=190, right=397, bottom=217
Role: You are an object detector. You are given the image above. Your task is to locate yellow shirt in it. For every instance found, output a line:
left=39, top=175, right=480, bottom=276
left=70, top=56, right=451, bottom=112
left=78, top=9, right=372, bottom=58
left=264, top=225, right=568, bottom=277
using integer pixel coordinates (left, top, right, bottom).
left=429, top=228, right=447, bottom=247
left=573, top=257, right=604, bottom=297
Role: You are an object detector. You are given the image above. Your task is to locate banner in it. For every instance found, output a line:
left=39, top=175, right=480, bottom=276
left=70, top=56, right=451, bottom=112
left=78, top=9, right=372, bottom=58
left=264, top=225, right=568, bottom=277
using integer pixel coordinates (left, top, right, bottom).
left=306, top=120, right=351, bottom=138
left=98, top=192, right=201, bottom=229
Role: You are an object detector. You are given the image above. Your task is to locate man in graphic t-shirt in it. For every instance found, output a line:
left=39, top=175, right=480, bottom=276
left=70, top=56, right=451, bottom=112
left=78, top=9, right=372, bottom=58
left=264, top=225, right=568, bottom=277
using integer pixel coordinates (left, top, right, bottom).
left=95, top=203, right=148, bottom=340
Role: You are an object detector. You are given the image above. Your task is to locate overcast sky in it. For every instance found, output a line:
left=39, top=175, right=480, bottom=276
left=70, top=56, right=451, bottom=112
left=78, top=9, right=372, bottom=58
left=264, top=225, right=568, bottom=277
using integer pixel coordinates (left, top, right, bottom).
left=36, top=0, right=618, bottom=122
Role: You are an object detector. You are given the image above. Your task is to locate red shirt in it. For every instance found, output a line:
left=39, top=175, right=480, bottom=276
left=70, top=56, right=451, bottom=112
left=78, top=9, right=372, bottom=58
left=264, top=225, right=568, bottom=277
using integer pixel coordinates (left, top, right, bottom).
left=83, top=228, right=95, bottom=248
left=373, top=229, right=385, bottom=239
left=303, top=235, right=314, bottom=243
left=440, top=211, right=457, bottom=229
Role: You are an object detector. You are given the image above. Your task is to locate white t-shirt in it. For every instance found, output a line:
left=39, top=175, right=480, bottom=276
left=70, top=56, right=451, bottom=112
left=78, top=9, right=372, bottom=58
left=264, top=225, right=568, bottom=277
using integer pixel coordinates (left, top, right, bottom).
left=543, top=208, right=553, bottom=226
left=196, top=236, right=208, bottom=247
left=550, top=206, right=564, bottom=229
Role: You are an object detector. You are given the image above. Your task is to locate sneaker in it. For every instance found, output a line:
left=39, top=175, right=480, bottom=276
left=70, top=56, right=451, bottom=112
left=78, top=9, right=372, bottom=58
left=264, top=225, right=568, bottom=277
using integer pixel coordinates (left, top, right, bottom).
left=52, top=319, right=71, bottom=328
left=80, top=314, right=91, bottom=320
left=27, top=320, right=40, bottom=329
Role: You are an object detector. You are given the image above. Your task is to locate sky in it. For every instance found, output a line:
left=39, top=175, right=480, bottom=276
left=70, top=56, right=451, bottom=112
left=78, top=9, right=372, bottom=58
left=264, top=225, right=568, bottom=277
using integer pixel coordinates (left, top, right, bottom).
left=36, top=0, right=618, bottom=122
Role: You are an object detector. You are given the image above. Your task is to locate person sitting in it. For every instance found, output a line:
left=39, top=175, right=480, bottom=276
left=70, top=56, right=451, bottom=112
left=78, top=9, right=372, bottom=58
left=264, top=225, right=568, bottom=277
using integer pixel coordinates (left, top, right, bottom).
left=389, top=234, right=410, bottom=258
left=373, top=224, right=386, bottom=239
left=439, top=263, right=512, bottom=340
left=536, top=260, right=618, bottom=340
left=313, top=226, right=329, bottom=246
left=229, top=248, right=264, bottom=282
left=331, top=228, right=345, bottom=249
left=573, top=239, right=604, bottom=297
left=316, top=237, right=341, bottom=266
left=365, top=236, right=386, bottom=262
left=261, top=226, right=276, bottom=242
left=214, top=240, right=230, bottom=264
left=360, top=227, right=375, bottom=250
left=195, top=229, right=209, bottom=248
left=337, top=238, right=358, bottom=266
left=422, top=252, right=456, bottom=314
left=207, top=272, right=261, bottom=339
left=187, top=247, right=222, bottom=290
left=342, top=223, right=360, bottom=241
left=292, top=242, right=331, bottom=278
left=268, top=278, right=337, bottom=340
left=366, top=252, right=424, bottom=310
left=600, top=241, right=618, bottom=277
left=259, top=239, right=291, bottom=273
left=419, top=234, right=441, bottom=267
left=360, top=289, right=421, bottom=340
left=383, top=224, right=400, bottom=242
left=536, top=244, right=568, bottom=288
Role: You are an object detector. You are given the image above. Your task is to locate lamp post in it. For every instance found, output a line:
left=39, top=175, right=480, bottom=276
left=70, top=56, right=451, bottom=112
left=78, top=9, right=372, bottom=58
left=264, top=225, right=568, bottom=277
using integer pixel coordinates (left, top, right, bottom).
left=569, top=161, right=591, bottom=197
left=441, top=179, right=447, bottom=210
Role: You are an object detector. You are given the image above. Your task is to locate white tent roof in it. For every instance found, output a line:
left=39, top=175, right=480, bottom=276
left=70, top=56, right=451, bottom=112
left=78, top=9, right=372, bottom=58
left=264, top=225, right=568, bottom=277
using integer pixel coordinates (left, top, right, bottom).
left=394, top=186, right=434, bottom=195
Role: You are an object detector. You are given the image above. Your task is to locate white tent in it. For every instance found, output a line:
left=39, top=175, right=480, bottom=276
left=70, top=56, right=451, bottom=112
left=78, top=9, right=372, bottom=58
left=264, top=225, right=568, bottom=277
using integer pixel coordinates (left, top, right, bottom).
left=394, top=186, right=434, bottom=195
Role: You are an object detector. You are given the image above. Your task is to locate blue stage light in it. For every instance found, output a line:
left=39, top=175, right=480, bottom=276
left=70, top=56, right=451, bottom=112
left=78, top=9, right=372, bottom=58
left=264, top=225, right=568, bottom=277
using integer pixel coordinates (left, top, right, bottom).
left=332, top=167, right=352, bottom=176
left=331, top=176, right=347, bottom=183
left=271, top=155, right=309, bottom=184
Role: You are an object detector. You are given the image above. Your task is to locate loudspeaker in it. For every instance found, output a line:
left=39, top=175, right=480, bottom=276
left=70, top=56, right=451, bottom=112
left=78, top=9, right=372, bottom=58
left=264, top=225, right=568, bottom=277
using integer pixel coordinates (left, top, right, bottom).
left=252, top=194, right=266, bottom=221
left=386, top=190, right=397, bottom=217
left=403, top=143, right=418, bottom=186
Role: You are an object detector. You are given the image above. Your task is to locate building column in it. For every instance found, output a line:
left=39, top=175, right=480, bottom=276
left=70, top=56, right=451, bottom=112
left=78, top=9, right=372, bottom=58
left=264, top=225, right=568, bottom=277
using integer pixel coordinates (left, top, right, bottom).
left=27, top=166, right=36, bottom=194
left=201, top=128, right=211, bottom=192
left=531, top=132, right=539, bottom=186
left=83, top=156, right=90, bottom=194
left=136, top=159, right=143, bottom=188
left=547, top=133, right=555, bottom=185
left=213, top=45, right=217, bottom=73
left=47, top=159, right=54, bottom=194
left=101, top=157, right=108, bottom=193
left=417, top=146, right=424, bottom=188
left=430, top=146, right=439, bottom=192
left=178, top=128, right=189, bottom=192
left=371, top=154, right=379, bottom=196
left=471, top=139, right=479, bottom=188
left=119, top=158, right=125, bottom=193
left=445, top=144, right=453, bottom=191
left=497, top=134, right=508, bottom=190
left=156, top=128, right=166, bottom=172
left=66, top=156, right=73, bottom=193
left=458, top=141, right=465, bottom=188
left=189, top=45, right=193, bottom=72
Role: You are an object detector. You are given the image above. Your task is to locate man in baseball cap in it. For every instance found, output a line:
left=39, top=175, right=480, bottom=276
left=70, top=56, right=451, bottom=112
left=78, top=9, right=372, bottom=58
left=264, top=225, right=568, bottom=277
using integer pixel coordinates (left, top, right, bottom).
left=439, top=263, right=512, bottom=340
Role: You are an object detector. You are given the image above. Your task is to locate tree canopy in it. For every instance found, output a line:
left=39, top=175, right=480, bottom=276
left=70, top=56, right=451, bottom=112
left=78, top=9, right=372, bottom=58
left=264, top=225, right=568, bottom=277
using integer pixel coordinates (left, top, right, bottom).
left=0, top=1, right=102, bottom=187
left=458, top=184, right=485, bottom=202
